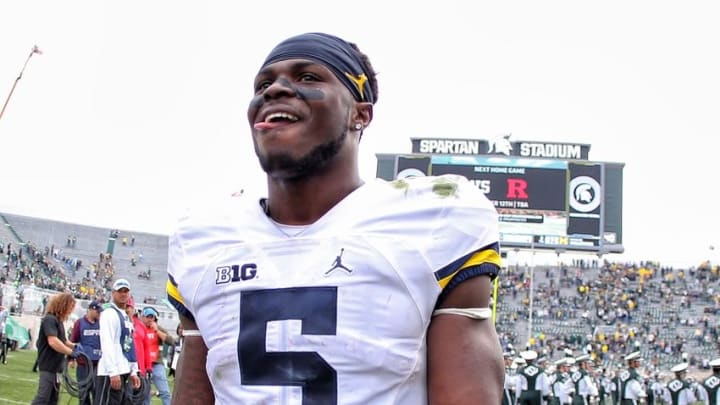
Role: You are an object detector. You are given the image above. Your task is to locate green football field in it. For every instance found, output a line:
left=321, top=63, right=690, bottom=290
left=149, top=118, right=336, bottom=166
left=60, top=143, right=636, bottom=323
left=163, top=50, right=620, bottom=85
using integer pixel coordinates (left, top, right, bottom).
left=0, top=349, right=172, bottom=404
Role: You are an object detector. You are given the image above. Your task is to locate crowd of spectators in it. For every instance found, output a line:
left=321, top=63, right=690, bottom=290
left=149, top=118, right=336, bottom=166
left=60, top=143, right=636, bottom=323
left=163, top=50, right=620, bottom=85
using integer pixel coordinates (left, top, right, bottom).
left=4, top=222, right=720, bottom=377
left=495, top=258, right=720, bottom=374
left=1, top=240, right=114, bottom=311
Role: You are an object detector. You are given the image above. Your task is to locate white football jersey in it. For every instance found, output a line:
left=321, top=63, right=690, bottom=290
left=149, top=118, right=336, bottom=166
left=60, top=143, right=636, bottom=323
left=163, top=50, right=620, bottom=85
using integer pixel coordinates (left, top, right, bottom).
left=167, top=175, right=501, bottom=404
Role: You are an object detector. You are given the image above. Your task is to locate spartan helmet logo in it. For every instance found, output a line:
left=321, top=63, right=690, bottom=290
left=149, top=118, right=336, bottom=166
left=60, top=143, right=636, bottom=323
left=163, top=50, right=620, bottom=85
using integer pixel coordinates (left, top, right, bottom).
left=488, top=133, right=513, bottom=155
left=569, top=176, right=601, bottom=213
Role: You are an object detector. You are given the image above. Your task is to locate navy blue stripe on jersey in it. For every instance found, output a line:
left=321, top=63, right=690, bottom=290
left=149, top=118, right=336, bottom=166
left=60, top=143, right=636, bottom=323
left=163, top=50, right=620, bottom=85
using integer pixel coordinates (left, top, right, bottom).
left=433, top=242, right=501, bottom=307
left=435, top=251, right=474, bottom=283
left=435, top=262, right=500, bottom=308
left=434, top=242, right=501, bottom=284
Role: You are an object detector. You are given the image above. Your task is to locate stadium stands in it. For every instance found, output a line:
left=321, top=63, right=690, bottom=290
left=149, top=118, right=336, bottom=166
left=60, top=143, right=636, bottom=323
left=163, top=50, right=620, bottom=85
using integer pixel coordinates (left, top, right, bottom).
left=495, top=259, right=720, bottom=374
left=1, top=212, right=169, bottom=306
left=2, top=210, right=718, bottom=377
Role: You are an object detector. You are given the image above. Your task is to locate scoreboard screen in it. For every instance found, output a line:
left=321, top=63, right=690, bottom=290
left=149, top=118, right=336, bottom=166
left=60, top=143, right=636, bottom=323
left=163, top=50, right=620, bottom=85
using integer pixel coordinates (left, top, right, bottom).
left=394, top=154, right=615, bottom=252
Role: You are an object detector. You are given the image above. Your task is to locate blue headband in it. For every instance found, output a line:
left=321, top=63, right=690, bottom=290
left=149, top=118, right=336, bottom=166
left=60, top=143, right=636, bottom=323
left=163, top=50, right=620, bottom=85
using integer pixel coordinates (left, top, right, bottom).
left=261, top=32, right=375, bottom=104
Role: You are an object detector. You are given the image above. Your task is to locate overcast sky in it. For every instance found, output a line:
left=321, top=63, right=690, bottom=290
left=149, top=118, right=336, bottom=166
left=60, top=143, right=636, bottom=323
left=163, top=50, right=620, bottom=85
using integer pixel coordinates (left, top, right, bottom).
left=1, top=1, right=718, bottom=267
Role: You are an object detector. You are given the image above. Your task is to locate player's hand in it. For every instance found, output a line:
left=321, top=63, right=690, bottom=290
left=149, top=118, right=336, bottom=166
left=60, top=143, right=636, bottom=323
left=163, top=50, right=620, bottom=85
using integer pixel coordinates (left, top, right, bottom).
left=130, top=374, right=141, bottom=389
left=110, top=375, right=121, bottom=390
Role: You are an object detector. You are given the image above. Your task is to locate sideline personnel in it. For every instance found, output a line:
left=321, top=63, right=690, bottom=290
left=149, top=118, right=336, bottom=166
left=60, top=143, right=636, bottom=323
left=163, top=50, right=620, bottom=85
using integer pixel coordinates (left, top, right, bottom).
left=95, top=279, right=141, bottom=404
left=31, top=292, right=81, bottom=405
left=70, top=300, right=103, bottom=405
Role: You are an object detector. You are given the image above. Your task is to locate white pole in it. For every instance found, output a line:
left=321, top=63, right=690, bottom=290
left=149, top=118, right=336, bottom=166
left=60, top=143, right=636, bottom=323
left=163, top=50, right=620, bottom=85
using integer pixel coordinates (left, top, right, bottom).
left=527, top=240, right=535, bottom=347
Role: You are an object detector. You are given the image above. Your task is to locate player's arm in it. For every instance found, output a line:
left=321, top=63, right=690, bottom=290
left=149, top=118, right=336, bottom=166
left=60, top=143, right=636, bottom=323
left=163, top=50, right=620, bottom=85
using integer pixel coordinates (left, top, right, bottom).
left=427, top=274, right=504, bottom=405
left=172, top=313, right=214, bottom=404
left=155, top=324, right=176, bottom=346
left=47, top=335, right=73, bottom=356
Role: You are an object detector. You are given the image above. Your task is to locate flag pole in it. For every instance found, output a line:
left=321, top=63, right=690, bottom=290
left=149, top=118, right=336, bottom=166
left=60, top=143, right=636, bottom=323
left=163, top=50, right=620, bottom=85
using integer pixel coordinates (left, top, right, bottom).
left=0, top=45, right=42, bottom=123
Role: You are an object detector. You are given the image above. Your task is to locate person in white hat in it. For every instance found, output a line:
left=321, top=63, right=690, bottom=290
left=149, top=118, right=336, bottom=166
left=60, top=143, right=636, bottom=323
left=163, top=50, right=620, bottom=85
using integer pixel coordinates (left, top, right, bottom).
left=659, top=362, right=696, bottom=405
left=550, top=358, right=574, bottom=405
left=503, top=353, right=518, bottom=405
left=515, top=350, right=552, bottom=404
left=696, top=358, right=720, bottom=405
left=95, top=278, right=141, bottom=404
left=571, top=355, right=598, bottom=405
left=618, top=351, right=646, bottom=404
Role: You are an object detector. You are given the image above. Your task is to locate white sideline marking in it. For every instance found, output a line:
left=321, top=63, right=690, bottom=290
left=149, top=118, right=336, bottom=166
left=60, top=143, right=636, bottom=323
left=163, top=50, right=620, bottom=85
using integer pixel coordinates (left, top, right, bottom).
left=0, top=397, right=27, bottom=404
left=0, top=372, right=37, bottom=383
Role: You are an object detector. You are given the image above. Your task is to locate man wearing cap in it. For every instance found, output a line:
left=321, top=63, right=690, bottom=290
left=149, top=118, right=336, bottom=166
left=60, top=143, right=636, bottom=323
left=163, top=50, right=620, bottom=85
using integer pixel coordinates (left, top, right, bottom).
left=96, top=278, right=141, bottom=404
left=69, top=300, right=103, bottom=405
left=503, top=353, right=517, bottom=405
left=551, top=358, right=574, bottom=405
left=142, top=306, right=173, bottom=405
left=516, top=350, right=552, bottom=405
left=661, top=363, right=696, bottom=405
left=571, top=355, right=598, bottom=405
left=618, top=351, right=646, bottom=405
left=697, top=358, right=720, bottom=405
left=538, top=356, right=553, bottom=383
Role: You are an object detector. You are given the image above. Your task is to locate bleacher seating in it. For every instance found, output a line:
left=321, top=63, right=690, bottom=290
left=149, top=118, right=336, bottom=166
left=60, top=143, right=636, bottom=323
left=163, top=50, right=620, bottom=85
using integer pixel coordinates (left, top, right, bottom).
left=494, top=260, right=720, bottom=373
left=3, top=210, right=718, bottom=376
left=1, top=212, right=169, bottom=305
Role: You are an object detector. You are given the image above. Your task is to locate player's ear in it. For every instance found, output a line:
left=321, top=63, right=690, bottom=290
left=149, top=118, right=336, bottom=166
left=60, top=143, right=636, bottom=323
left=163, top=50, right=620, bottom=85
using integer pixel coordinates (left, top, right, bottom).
left=352, top=102, right=373, bottom=129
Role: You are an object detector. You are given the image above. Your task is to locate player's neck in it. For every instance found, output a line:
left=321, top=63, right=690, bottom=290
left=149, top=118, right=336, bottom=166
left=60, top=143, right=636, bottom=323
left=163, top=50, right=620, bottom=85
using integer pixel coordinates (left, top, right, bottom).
left=265, top=173, right=363, bottom=225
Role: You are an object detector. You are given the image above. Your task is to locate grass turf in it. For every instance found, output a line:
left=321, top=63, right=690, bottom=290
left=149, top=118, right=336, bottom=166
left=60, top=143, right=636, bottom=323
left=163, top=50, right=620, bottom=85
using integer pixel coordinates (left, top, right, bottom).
left=0, top=349, right=172, bottom=404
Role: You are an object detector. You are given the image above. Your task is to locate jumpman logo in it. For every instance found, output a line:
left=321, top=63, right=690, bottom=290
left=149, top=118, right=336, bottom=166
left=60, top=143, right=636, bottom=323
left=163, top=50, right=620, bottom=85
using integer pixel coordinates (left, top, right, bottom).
left=324, top=248, right=353, bottom=276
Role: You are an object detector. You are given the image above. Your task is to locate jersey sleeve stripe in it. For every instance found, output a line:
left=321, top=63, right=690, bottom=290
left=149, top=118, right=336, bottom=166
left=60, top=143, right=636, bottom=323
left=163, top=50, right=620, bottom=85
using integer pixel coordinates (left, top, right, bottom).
left=434, top=261, right=501, bottom=307
left=462, top=243, right=502, bottom=269
left=434, top=251, right=473, bottom=285
left=166, top=276, right=195, bottom=321
left=434, top=242, right=501, bottom=287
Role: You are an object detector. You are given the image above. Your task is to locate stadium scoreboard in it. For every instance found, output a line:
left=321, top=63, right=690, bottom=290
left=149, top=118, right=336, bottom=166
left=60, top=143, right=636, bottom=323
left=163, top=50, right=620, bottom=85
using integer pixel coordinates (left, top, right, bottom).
left=375, top=136, right=624, bottom=254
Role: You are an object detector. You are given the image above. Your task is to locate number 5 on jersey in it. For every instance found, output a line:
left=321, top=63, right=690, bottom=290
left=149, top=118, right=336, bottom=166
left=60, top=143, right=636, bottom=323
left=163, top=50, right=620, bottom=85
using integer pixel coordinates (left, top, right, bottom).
left=238, top=287, right=338, bottom=404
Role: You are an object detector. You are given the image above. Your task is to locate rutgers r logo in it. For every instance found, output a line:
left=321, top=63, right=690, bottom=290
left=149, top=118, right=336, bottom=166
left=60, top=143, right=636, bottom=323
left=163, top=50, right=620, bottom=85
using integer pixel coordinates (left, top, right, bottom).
left=215, top=264, right=257, bottom=284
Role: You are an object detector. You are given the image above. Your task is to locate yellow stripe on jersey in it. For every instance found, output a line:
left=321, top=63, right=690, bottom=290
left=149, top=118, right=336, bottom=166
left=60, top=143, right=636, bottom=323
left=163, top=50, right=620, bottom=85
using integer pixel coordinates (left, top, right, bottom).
left=167, top=275, right=196, bottom=320
left=435, top=246, right=502, bottom=289
left=462, top=247, right=502, bottom=269
left=437, top=270, right=458, bottom=289
left=166, top=278, right=184, bottom=307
